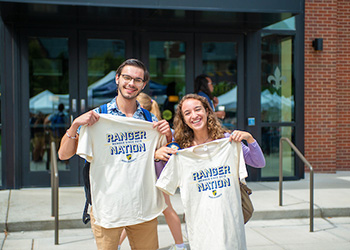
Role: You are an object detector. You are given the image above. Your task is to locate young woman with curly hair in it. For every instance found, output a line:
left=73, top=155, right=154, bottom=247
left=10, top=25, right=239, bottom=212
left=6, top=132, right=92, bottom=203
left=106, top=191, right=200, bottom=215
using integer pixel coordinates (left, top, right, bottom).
left=155, top=94, right=265, bottom=168
left=173, top=93, right=228, bottom=149
left=155, top=93, right=265, bottom=249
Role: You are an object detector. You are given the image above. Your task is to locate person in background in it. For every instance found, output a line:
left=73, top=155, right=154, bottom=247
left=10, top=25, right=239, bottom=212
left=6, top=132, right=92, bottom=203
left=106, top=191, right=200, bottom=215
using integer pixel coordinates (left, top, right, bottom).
left=44, top=103, right=69, bottom=151
left=137, top=92, right=162, bottom=120
left=155, top=93, right=265, bottom=249
left=58, top=59, right=172, bottom=250
left=118, top=92, right=187, bottom=250
left=194, top=74, right=226, bottom=120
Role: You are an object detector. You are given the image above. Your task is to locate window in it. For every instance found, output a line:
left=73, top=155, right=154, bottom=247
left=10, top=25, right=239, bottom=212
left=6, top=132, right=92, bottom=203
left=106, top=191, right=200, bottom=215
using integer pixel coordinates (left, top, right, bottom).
left=28, top=37, right=69, bottom=172
left=148, top=40, right=186, bottom=126
left=261, top=34, right=295, bottom=178
left=87, top=39, right=126, bottom=109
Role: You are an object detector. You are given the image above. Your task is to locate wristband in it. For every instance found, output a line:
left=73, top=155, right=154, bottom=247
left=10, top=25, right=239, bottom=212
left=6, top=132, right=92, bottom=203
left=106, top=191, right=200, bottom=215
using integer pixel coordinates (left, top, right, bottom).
left=66, top=130, right=77, bottom=139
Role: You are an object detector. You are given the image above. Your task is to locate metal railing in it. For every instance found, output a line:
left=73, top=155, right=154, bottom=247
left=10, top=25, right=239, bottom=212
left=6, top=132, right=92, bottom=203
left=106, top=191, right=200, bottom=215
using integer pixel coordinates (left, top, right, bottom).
left=279, top=137, right=314, bottom=232
left=50, top=141, right=59, bottom=244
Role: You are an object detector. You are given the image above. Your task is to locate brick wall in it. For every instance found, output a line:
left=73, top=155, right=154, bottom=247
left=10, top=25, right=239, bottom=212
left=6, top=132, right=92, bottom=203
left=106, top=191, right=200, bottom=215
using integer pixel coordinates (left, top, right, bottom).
left=305, top=0, right=350, bottom=172
left=335, top=0, right=350, bottom=170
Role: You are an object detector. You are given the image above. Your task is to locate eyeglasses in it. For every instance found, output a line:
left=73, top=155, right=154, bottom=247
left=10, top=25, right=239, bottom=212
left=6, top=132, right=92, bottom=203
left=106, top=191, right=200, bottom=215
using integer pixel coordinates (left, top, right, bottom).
left=120, top=74, right=145, bottom=86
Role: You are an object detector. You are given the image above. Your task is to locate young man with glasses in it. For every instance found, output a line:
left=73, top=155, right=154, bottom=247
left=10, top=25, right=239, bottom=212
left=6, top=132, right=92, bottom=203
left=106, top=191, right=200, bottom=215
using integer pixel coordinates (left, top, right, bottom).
left=58, top=59, right=172, bottom=250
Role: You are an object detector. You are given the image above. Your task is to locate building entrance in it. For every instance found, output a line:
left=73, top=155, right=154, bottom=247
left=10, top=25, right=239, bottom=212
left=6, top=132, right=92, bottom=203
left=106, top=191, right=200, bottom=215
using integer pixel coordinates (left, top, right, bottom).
left=141, top=33, right=244, bottom=131
left=21, top=30, right=244, bottom=187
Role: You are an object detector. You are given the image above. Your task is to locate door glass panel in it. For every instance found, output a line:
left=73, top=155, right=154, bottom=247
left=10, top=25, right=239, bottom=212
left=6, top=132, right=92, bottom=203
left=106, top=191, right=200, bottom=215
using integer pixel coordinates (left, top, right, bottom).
left=263, top=16, right=295, bottom=31
left=87, top=39, right=126, bottom=109
left=261, top=126, right=295, bottom=177
left=202, top=41, right=237, bottom=130
left=261, top=35, right=294, bottom=123
left=148, top=41, right=186, bottom=126
left=29, top=37, right=69, bottom=172
left=261, top=34, right=295, bottom=178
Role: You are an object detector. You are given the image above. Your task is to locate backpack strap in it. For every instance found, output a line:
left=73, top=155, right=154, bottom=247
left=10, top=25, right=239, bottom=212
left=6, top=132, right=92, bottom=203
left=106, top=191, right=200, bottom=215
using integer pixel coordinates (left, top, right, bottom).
left=141, top=107, right=153, bottom=122
left=99, top=103, right=108, bottom=114
left=99, top=104, right=150, bottom=121
left=82, top=161, right=91, bottom=224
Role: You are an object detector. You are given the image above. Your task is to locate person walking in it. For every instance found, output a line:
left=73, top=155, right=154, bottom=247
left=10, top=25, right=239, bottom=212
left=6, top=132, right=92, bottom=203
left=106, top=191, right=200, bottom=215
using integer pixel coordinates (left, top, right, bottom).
left=58, top=58, right=172, bottom=250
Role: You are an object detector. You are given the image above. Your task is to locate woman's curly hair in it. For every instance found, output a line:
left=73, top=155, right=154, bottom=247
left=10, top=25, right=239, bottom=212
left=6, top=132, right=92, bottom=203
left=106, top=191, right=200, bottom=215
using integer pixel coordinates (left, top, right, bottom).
left=173, top=94, right=229, bottom=149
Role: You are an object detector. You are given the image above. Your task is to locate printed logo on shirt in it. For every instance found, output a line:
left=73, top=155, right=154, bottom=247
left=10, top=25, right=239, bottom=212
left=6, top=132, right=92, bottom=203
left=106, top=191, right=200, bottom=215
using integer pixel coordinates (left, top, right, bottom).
left=106, top=130, right=148, bottom=163
left=121, top=153, right=136, bottom=163
left=210, top=189, right=222, bottom=199
left=192, top=165, right=232, bottom=199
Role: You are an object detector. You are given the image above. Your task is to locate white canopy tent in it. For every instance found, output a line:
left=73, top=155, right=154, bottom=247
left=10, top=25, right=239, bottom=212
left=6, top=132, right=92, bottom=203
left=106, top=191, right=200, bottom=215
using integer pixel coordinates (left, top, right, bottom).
left=217, top=86, right=237, bottom=111
left=29, top=71, right=168, bottom=113
left=29, top=90, right=69, bottom=114
left=261, top=89, right=294, bottom=111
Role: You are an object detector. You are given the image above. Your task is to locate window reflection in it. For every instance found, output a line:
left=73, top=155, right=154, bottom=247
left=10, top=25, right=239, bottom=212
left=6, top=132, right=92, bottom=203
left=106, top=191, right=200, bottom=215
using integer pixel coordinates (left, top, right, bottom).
left=148, top=41, right=186, bottom=126
left=29, top=37, right=70, bottom=172
left=263, top=16, right=295, bottom=31
left=87, top=39, right=125, bottom=109
left=261, top=35, right=294, bottom=123
left=261, top=34, right=295, bottom=178
left=202, top=41, right=237, bottom=130
left=261, top=126, right=295, bottom=178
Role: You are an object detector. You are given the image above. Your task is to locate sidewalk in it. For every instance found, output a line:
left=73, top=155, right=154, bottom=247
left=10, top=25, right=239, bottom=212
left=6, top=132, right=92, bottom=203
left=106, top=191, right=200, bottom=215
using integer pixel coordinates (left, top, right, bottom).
left=2, top=217, right=350, bottom=250
left=1, top=171, right=350, bottom=249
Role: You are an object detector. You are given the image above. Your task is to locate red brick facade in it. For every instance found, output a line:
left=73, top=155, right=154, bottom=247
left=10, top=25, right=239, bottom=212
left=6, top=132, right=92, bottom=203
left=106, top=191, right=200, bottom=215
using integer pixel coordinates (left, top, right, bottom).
left=305, top=0, right=350, bottom=172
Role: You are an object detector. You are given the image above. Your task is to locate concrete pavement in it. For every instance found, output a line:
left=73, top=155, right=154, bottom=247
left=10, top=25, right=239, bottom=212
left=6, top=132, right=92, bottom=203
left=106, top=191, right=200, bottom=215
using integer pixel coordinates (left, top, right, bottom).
left=1, top=171, right=350, bottom=249
left=2, top=217, right=350, bottom=250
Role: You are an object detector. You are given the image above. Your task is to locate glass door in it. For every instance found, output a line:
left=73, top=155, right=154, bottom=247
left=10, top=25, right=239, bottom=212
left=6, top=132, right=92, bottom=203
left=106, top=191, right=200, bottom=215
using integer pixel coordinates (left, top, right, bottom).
left=79, top=31, right=132, bottom=112
left=141, top=33, right=243, bottom=130
left=260, top=34, right=295, bottom=180
left=21, top=30, right=132, bottom=187
left=21, top=30, right=78, bottom=187
left=141, top=32, right=193, bottom=127
left=195, top=34, right=244, bottom=131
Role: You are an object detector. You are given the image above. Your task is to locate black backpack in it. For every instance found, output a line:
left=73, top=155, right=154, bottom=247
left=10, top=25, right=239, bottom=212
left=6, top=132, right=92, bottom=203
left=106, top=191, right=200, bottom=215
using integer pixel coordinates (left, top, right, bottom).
left=82, top=104, right=153, bottom=224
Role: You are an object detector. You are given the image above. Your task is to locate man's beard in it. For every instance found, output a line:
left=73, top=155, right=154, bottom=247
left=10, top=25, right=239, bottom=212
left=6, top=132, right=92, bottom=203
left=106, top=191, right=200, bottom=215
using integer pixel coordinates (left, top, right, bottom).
left=117, top=82, right=142, bottom=100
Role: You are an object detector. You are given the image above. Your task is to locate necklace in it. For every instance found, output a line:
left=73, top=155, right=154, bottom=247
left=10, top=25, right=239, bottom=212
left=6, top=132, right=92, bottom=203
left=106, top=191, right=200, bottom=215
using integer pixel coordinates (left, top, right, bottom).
left=193, top=135, right=211, bottom=146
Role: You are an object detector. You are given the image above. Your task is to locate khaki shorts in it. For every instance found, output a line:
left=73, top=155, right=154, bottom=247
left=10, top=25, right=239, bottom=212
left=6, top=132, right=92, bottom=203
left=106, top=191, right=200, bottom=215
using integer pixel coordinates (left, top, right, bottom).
left=91, top=210, right=159, bottom=250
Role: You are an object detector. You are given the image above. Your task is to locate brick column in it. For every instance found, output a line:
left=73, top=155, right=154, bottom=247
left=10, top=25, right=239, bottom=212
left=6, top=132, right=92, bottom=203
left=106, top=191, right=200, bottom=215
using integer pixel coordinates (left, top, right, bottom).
left=305, top=0, right=338, bottom=172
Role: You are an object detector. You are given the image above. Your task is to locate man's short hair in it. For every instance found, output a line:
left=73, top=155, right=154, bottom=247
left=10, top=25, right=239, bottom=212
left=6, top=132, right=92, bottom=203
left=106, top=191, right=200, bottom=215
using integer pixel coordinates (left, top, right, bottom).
left=116, top=59, right=150, bottom=84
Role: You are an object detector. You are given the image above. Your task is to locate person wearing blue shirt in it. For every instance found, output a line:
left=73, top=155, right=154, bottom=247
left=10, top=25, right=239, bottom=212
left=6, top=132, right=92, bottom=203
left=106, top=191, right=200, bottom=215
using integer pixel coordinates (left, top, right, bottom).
left=58, top=59, right=172, bottom=250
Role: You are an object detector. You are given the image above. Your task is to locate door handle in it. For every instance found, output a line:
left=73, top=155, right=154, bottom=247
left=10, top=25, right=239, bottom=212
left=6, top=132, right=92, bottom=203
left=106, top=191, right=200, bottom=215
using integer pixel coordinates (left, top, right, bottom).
left=81, top=99, right=86, bottom=113
left=72, top=99, right=77, bottom=112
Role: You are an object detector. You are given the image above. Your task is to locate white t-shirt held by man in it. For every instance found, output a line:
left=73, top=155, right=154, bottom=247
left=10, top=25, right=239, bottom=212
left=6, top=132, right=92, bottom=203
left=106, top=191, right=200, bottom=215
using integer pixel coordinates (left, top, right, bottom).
left=77, top=114, right=167, bottom=228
